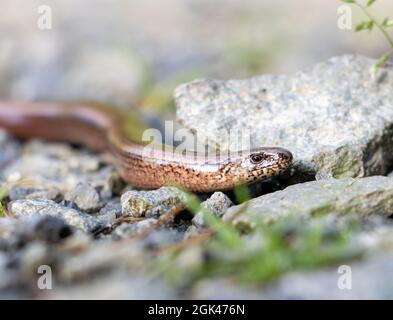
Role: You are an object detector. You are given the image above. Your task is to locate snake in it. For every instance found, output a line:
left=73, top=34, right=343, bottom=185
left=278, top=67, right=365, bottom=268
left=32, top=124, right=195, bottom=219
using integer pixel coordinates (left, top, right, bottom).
left=0, top=101, right=293, bottom=192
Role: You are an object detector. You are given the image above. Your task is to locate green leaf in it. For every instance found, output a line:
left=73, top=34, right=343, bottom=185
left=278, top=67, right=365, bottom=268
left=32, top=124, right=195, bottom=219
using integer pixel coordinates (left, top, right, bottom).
left=375, top=52, right=391, bottom=69
left=233, top=184, right=251, bottom=203
left=355, top=21, right=367, bottom=31
left=365, top=20, right=374, bottom=30
left=366, top=0, right=376, bottom=7
left=0, top=186, right=7, bottom=201
left=381, top=17, right=393, bottom=28
left=0, top=185, right=7, bottom=217
left=341, top=0, right=355, bottom=3
left=355, top=20, right=374, bottom=31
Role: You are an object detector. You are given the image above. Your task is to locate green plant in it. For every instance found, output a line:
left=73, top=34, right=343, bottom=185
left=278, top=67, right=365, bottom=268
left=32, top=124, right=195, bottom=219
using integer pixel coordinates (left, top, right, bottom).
left=0, top=184, right=8, bottom=217
left=154, top=185, right=362, bottom=287
left=342, top=0, right=393, bottom=69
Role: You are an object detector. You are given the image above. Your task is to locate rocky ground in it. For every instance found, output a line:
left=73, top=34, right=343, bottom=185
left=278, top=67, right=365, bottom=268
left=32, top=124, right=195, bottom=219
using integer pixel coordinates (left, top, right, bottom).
left=1, top=55, right=393, bottom=299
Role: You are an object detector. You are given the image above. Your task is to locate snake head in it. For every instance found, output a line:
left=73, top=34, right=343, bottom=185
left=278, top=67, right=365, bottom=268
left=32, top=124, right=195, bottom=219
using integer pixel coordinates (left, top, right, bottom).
left=234, top=147, right=293, bottom=183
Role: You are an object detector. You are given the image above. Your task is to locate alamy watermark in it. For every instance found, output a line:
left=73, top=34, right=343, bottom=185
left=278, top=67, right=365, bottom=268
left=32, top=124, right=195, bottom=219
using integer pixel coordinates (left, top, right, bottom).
left=140, top=121, right=255, bottom=163
left=37, top=5, right=52, bottom=30
left=337, top=265, right=352, bottom=290
left=337, top=4, right=353, bottom=30
left=37, top=265, right=53, bottom=290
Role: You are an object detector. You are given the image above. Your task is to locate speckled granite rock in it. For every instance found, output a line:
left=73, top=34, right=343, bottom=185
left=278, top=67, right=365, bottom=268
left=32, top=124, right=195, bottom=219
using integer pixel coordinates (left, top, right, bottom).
left=9, top=184, right=62, bottom=202
left=96, top=201, right=122, bottom=225
left=86, top=166, right=124, bottom=200
left=224, top=176, right=393, bottom=229
left=64, top=182, right=101, bottom=212
left=121, top=186, right=186, bottom=218
left=192, top=192, right=233, bottom=228
left=175, top=55, right=393, bottom=179
left=3, top=141, right=122, bottom=198
left=9, top=199, right=103, bottom=233
left=111, top=219, right=157, bottom=240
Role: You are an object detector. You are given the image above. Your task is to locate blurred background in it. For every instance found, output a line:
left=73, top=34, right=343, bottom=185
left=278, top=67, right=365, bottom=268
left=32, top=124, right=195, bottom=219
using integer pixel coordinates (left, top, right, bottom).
left=1, top=0, right=392, bottom=116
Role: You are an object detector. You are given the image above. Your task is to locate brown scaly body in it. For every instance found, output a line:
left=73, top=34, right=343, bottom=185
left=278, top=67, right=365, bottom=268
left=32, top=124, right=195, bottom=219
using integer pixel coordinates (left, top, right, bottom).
left=0, top=101, right=292, bottom=192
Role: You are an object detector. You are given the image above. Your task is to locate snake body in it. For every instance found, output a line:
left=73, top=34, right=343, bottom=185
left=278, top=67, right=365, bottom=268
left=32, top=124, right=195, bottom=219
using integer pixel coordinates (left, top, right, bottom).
left=0, top=101, right=292, bottom=192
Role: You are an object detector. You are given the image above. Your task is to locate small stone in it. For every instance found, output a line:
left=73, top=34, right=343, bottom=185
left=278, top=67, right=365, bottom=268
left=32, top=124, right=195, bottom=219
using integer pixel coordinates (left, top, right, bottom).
left=139, top=229, right=184, bottom=249
left=9, top=199, right=103, bottom=233
left=183, top=225, right=200, bottom=239
left=87, top=166, right=125, bottom=200
left=0, top=218, right=23, bottom=251
left=64, top=182, right=101, bottom=213
left=18, top=242, right=51, bottom=275
left=0, top=217, right=19, bottom=232
left=121, top=186, right=186, bottom=218
left=96, top=201, right=122, bottom=225
left=1, top=215, right=72, bottom=249
left=60, top=231, right=92, bottom=253
left=9, top=184, right=62, bottom=202
left=192, top=192, right=233, bottom=228
left=30, top=215, right=73, bottom=243
left=111, top=219, right=157, bottom=240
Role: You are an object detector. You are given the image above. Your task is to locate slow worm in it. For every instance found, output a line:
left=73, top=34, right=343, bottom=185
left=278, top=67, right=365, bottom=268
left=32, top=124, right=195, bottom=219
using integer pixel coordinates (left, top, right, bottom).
left=0, top=101, right=292, bottom=192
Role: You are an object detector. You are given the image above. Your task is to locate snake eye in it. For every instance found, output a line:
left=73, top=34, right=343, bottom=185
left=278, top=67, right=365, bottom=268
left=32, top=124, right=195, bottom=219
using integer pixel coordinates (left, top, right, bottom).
left=250, top=153, right=266, bottom=164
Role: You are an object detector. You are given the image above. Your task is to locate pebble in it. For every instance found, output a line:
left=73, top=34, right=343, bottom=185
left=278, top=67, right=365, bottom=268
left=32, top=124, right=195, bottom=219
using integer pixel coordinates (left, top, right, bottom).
left=192, top=192, right=233, bottom=228
left=9, top=199, right=103, bottom=233
left=64, top=182, right=101, bottom=213
left=9, top=184, right=62, bottom=202
left=121, top=186, right=186, bottom=218
left=111, top=218, right=157, bottom=240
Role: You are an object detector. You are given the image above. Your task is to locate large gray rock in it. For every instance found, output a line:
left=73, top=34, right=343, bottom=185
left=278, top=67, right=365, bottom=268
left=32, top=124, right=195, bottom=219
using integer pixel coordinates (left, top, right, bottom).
left=175, top=55, right=393, bottom=179
left=224, top=176, right=393, bottom=229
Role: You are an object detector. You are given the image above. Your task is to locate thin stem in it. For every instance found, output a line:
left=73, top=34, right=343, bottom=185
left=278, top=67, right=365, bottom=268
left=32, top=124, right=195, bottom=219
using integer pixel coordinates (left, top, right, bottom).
left=354, top=2, right=393, bottom=48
